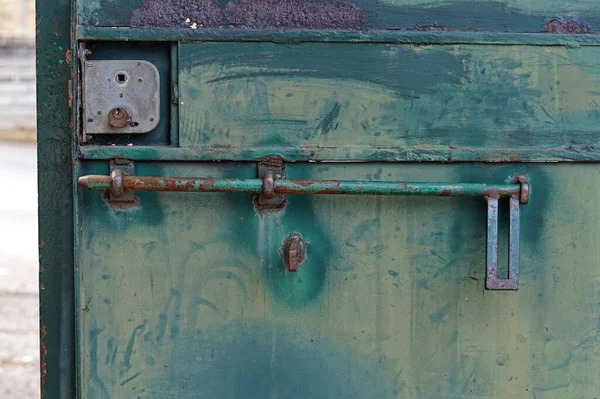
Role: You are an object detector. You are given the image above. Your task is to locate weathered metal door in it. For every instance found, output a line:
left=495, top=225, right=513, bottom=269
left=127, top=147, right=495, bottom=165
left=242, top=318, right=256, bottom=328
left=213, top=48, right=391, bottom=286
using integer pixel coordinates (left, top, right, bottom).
left=38, top=1, right=600, bottom=398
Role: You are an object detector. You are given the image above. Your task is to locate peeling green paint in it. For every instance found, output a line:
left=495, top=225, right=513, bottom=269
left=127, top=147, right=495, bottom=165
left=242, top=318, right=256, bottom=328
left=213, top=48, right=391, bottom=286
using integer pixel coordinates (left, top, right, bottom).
left=177, top=42, right=600, bottom=158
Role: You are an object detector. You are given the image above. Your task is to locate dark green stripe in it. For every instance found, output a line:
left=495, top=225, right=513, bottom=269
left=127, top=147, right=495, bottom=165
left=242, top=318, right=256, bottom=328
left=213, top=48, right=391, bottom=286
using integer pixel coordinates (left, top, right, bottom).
left=76, top=26, right=600, bottom=47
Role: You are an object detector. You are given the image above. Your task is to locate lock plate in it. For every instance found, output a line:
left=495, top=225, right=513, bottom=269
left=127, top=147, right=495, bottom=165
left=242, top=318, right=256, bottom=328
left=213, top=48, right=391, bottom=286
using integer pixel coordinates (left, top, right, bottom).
left=83, top=60, right=160, bottom=135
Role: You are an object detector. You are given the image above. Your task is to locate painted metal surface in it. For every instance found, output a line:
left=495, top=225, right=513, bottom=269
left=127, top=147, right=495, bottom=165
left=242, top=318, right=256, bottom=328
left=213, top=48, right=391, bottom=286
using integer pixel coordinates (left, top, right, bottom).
left=74, top=26, right=600, bottom=45
left=176, top=42, right=600, bottom=162
left=77, top=0, right=600, bottom=32
left=76, top=162, right=600, bottom=398
left=37, top=0, right=600, bottom=397
left=36, top=0, right=76, bottom=398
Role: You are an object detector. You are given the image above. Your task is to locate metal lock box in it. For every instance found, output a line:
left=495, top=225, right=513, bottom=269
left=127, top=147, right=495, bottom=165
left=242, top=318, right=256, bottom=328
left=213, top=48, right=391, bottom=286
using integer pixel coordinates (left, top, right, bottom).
left=38, top=0, right=600, bottom=398
left=83, top=60, right=160, bottom=136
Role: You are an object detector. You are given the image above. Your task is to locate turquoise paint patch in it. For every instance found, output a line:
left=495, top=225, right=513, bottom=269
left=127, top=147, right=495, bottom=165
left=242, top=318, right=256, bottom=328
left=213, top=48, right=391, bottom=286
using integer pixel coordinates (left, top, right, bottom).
left=151, top=320, right=396, bottom=398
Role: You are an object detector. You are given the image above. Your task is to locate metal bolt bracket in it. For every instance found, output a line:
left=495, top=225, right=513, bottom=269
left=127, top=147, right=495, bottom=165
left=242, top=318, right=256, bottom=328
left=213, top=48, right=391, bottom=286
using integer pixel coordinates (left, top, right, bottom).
left=514, top=173, right=530, bottom=205
left=256, top=156, right=286, bottom=211
left=108, top=159, right=135, bottom=203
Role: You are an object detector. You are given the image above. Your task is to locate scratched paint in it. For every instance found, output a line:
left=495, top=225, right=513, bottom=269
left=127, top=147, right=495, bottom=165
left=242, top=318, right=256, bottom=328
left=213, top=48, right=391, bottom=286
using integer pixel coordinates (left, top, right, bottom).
left=77, top=161, right=600, bottom=398
left=178, top=43, right=600, bottom=154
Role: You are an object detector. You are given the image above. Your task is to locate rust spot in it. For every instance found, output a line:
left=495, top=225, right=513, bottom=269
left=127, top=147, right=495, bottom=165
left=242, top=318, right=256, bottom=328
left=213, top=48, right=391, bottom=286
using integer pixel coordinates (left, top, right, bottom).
left=39, top=283, right=45, bottom=290
left=484, top=189, right=501, bottom=199
left=67, top=80, right=73, bottom=109
left=470, top=276, right=479, bottom=281
left=198, top=178, right=216, bottom=191
left=544, top=16, right=591, bottom=34
left=437, top=189, right=452, bottom=197
left=39, top=240, right=45, bottom=248
left=65, top=49, right=72, bottom=65
left=502, top=155, right=520, bottom=162
left=256, top=154, right=285, bottom=169
left=131, top=0, right=364, bottom=29
left=294, top=180, right=315, bottom=187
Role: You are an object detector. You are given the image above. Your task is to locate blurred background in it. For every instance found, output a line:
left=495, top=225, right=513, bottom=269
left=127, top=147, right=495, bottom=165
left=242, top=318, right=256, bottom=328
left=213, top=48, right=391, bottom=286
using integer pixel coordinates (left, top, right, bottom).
left=0, top=0, right=40, bottom=397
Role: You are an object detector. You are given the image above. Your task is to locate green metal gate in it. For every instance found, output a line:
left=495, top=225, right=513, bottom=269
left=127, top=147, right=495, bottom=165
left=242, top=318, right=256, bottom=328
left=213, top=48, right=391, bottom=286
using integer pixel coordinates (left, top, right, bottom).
left=38, top=1, right=600, bottom=397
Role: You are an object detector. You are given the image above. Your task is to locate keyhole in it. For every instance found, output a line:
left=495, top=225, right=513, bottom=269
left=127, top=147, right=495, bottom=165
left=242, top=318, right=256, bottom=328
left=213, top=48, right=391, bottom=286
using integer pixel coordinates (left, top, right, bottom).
left=116, top=72, right=127, bottom=84
left=108, top=107, right=130, bottom=128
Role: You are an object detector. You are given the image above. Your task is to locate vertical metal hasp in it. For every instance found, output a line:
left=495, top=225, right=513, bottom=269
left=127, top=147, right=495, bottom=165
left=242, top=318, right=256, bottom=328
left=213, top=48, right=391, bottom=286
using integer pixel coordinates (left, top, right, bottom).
left=486, top=174, right=529, bottom=290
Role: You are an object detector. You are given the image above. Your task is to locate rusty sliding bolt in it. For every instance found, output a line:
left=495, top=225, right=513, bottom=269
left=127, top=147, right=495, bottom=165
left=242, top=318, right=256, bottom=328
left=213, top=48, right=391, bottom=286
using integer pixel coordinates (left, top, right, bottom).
left=79, top=175, right=526, bottom=201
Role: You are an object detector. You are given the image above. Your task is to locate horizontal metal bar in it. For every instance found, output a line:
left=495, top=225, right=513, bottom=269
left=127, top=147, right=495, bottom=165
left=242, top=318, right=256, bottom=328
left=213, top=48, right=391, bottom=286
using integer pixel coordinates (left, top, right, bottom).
left=275, top=180, right=519, bottom=197
left=78, top=175, right=521, bottom=198
left=76, top=26, right=600, bottom=47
